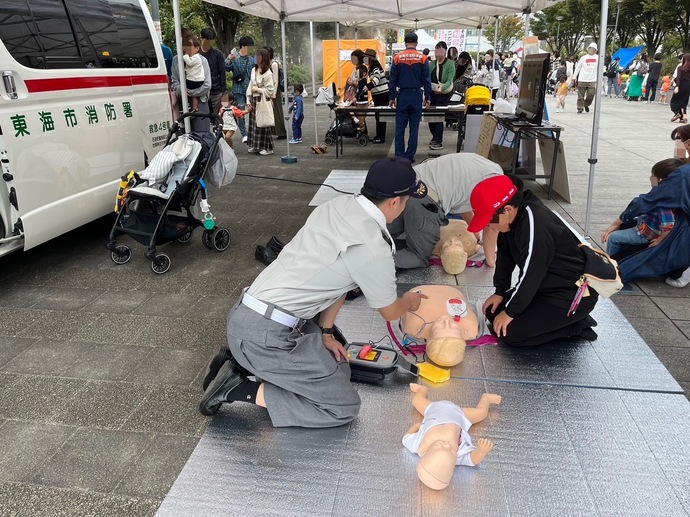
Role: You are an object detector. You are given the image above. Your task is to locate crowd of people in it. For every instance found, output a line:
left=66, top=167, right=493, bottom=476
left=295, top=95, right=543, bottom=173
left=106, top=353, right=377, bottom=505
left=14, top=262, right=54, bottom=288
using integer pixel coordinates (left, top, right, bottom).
left=163, top=28, right=303, bottom=156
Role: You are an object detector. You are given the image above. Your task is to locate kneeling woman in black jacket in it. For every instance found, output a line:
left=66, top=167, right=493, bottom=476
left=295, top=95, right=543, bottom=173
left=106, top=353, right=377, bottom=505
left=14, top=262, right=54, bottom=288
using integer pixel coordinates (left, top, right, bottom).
left=468, top=175, right=599, bottom=346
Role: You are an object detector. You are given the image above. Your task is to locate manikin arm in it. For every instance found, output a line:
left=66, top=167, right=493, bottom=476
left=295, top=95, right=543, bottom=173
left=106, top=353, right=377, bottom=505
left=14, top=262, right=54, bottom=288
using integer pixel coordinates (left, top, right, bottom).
left=404, top=422, right=422, bottom=437
left=468, top=438, right=494, bottom=466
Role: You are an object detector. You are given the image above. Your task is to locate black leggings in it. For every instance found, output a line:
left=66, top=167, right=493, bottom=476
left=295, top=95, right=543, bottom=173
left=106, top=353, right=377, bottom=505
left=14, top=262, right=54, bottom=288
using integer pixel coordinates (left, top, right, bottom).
left=485, top=288, right=599, bottom=347
left=644, top=79, right=658, bottom=102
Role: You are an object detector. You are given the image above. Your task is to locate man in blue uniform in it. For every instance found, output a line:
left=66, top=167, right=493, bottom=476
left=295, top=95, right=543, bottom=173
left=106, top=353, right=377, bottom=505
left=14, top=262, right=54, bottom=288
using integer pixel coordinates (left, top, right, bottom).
left=389, top=33, right=432, bottom=162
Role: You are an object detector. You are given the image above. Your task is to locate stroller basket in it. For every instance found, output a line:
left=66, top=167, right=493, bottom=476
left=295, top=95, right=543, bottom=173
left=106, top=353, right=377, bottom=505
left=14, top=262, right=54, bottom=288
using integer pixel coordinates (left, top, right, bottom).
left=123, top=210, right=200, bottom=246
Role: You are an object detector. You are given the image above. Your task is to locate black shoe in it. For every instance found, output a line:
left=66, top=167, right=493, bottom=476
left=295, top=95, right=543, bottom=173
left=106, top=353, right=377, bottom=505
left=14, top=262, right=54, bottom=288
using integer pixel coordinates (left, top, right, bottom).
left=254, top=245, right=278, bottom=266
left=267, top=236, right=286, bottom=255
left=199, top=361, right=245, bottom=416
left=579, top=327, right=598, bottom=341
left=584, top=106, right=590, bottom=112
left=577, top=109, right=583, bottom=114
left=275, top=135, right=287, bottom=140
left=372, top=137, right=385, bottom=144
left=202, top=346, right=233, bottom=391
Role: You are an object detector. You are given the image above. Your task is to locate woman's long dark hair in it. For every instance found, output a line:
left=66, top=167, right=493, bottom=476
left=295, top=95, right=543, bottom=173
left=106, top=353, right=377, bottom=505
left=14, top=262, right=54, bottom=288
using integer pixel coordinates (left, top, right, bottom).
left=456, top=51, right=473, bottom=76
left=255, top=48, right=270, bottom=74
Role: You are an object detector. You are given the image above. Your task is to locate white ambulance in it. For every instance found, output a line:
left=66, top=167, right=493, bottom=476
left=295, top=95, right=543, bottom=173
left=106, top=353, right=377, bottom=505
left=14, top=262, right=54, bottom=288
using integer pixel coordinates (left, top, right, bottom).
left=0, top=0, right=172, bottom=257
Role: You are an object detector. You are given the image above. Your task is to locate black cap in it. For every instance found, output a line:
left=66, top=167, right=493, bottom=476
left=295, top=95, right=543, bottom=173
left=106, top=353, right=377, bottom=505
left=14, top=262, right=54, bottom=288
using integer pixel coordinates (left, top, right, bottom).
left=361, top=158, right=427, bottom=199
left=404, top=32, right=418, bottom=43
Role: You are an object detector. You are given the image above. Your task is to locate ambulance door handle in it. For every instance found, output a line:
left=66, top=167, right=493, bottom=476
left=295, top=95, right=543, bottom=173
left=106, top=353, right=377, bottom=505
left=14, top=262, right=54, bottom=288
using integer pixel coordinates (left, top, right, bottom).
left=2, top=71, right=18, bottom=99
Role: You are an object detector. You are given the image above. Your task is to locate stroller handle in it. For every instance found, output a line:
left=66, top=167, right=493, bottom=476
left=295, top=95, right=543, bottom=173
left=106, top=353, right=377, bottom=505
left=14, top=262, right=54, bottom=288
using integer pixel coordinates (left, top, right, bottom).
left=175, top=111, right=220, bottom=125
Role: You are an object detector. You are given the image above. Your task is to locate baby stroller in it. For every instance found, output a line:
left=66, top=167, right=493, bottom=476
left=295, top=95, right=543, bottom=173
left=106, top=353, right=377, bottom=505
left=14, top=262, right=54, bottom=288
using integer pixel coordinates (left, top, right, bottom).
left=318, top=83, right=369, bottom=147
left=106, top=112, right=235, bottom=274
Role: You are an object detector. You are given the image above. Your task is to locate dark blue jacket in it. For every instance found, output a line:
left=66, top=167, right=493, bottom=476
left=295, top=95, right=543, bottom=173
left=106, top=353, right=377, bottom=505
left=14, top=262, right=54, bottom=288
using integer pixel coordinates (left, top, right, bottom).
left=617, top=165, right=690, bottom=281
left=389, top=48, right=431, bottom=101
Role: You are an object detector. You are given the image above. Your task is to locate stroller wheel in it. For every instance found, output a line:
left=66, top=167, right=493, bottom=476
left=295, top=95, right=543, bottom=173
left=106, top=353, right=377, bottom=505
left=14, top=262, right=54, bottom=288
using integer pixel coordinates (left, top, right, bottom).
left=357, top=136, right=368, bottom=147
left=177, top=230, right=193, bottom=243
left=324, top=135, right=335, bottom=146
left=212, top=228, right=231, bottom=252
left=202, top=230, right=214, bottom=250
left=151, top=253, right=171, bottom=274
left=110, top=245, right=132, bottom=265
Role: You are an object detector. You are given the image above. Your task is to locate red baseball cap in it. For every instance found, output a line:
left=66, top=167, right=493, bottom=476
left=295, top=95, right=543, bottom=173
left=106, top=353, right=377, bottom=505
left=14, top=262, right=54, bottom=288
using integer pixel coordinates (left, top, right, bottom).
left=468, top=175, right=517, bottom=232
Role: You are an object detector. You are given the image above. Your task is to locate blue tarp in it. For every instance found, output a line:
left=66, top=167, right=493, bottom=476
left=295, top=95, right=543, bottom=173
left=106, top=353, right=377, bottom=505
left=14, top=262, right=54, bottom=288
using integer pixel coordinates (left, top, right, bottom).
left=612, top=45, right=645, bottom=70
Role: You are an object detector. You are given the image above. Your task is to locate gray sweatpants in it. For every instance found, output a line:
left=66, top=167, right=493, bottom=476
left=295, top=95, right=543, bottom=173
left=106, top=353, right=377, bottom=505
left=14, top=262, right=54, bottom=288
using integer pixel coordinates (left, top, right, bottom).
left=388, top=195, right=447, bottom=269
left=227, top=302, right=361, bottom=428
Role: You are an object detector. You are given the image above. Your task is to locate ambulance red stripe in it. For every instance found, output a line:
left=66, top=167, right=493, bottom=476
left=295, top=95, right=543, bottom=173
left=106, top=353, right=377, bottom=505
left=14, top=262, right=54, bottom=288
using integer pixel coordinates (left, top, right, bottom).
left=25, top=74, right=168, bottom=93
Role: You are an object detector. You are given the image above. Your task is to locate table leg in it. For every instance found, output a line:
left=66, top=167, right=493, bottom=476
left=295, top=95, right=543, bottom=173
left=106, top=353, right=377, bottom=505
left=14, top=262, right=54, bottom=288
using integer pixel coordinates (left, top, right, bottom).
left=548, top=131, right=561, bottom=200
left=455, top=111, right=465, bottom=153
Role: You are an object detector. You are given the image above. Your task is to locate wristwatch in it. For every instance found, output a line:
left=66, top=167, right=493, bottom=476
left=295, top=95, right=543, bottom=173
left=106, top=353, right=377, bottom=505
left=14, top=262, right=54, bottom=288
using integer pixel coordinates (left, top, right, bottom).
left=320, top=327, right=334, bottom=335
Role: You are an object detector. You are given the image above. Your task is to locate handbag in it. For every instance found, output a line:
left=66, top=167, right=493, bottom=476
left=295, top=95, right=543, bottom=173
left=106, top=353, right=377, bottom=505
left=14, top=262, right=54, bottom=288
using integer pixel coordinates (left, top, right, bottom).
left=255, top=93, right=274, bottom=128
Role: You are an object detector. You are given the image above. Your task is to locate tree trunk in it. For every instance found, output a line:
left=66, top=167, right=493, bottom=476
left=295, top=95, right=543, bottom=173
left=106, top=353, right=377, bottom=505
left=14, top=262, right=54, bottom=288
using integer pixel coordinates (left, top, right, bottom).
left=262, top=19, right=275, bottom=49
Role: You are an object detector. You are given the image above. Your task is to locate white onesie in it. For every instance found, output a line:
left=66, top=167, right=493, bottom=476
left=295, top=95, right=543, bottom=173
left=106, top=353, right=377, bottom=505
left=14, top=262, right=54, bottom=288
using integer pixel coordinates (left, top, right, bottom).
left=402, top=400, right=476, bottom=467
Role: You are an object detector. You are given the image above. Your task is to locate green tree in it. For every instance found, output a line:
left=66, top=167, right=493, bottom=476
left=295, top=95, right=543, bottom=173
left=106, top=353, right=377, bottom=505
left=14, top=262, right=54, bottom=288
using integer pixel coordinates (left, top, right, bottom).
left=495, top=15, right=524, bottom=53
left=533, top=0, right=605, bottom=57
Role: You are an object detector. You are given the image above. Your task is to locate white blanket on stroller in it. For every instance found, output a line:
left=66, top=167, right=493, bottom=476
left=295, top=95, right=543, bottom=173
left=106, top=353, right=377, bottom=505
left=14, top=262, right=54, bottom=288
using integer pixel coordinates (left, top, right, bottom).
left=140, top=135, right=195, bottom=181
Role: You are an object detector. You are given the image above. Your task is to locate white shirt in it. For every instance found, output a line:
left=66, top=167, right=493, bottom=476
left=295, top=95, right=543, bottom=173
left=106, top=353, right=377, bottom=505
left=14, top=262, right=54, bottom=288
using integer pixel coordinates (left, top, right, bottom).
left=414, top=153, right=503, bottom=215
left=182, top=54, right=205, bottom=82
left=248, top=195, right=397, bottom=319
left=574, top=53, right=599, bottom=83
left=566, top=61, right=574, bottom=79
left=402, top=400, right=476, bottom=467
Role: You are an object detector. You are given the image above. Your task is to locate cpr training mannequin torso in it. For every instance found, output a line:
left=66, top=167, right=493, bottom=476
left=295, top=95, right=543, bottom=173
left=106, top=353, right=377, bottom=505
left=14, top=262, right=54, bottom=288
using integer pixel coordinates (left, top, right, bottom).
left=400, top=285, right=479, bottom=366
left=431, top=219, right=481, bottom=274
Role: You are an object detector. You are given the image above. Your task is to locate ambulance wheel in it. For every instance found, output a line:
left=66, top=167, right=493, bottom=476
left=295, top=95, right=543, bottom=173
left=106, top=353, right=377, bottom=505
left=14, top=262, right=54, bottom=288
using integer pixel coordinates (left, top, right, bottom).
left=357, top=136, right=368, bottom=146
left=110, top=245, right=132, bottom=265
left=151, top=253, right=171, bottom=274
left=324, top=135, right=335, bottom=146
left=212, top=228, right=231, bottom=252
left=177, top=230, right=193, bottom=243
left=202, top=230, right=214, bottom=250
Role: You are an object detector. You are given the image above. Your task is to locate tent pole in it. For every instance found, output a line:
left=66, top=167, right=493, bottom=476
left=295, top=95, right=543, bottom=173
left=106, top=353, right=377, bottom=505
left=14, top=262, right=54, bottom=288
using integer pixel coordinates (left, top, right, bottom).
left=336, top=23, right=341, bottom=92
left=494, top=16, right=499, bottom=53
left=477, top=26, right=481, bottom=64
left=310, top=21, right=319, bottom=144
left=584, top=0, right=609, bottom=237
left=354, top=25, right=358, bottom=48
left=281, top=18, right=294, bottom=161
left=172, top=0, right=190, bottom=133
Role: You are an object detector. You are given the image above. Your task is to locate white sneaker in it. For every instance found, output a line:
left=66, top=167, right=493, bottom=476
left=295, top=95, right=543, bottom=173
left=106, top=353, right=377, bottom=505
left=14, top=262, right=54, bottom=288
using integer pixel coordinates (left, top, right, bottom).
left=242, top=135, right=248, bottom=143
left=666, top=276, right=690, bottom=288
left=247, top=147, right=259, bottom=154
left=259, top=149, right=274, bottom=156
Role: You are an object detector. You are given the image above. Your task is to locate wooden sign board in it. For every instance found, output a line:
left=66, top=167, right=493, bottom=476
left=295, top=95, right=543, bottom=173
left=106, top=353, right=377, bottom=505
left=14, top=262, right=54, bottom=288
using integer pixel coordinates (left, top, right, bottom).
left=475, top=113, right=498, bottom=159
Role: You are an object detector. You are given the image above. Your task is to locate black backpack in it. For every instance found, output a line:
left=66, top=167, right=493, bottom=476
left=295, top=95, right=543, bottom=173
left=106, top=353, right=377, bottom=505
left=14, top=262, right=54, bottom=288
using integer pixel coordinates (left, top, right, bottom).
left=276, top=61, right=286, bottom=92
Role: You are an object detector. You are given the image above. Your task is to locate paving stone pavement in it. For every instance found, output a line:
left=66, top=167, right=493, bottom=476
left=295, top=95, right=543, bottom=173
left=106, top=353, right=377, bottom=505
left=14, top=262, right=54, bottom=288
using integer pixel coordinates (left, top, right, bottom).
left=0, top=89, right=687, bottom=515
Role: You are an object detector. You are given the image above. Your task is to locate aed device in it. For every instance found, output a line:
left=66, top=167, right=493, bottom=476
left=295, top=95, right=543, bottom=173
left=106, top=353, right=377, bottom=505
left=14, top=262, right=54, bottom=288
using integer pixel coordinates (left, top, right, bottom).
left=346, top=342, right=419, bottom=382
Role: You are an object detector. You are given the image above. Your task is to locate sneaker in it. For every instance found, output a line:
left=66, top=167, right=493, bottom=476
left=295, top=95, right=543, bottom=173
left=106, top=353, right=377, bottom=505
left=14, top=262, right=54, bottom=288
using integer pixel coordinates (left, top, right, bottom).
left=577, top=109, right=583, bottom=114
left=259, top=149, right=274, bottom=156
left=584, top=106, right=590, bottom=113
left=242, top=135, right=248, bottom=143
left=666, top=276, right=690, bottom=288
left=429, top=142, right=443, bottom=150
left=247, top=147, right=259, bottom=154
left=288, top=138, right=301, bottom=144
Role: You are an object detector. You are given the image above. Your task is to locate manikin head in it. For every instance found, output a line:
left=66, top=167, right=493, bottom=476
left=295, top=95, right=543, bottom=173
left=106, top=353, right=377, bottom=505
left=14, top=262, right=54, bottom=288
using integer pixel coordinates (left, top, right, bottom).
left=417, top=440, right=457, bottom=490
left=426, top=315, right=466, bottom=367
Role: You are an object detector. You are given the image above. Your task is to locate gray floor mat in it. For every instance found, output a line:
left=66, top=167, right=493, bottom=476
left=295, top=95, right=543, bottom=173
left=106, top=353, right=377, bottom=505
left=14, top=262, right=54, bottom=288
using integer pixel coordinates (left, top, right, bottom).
left=156, top=379, right=690, bottom=517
